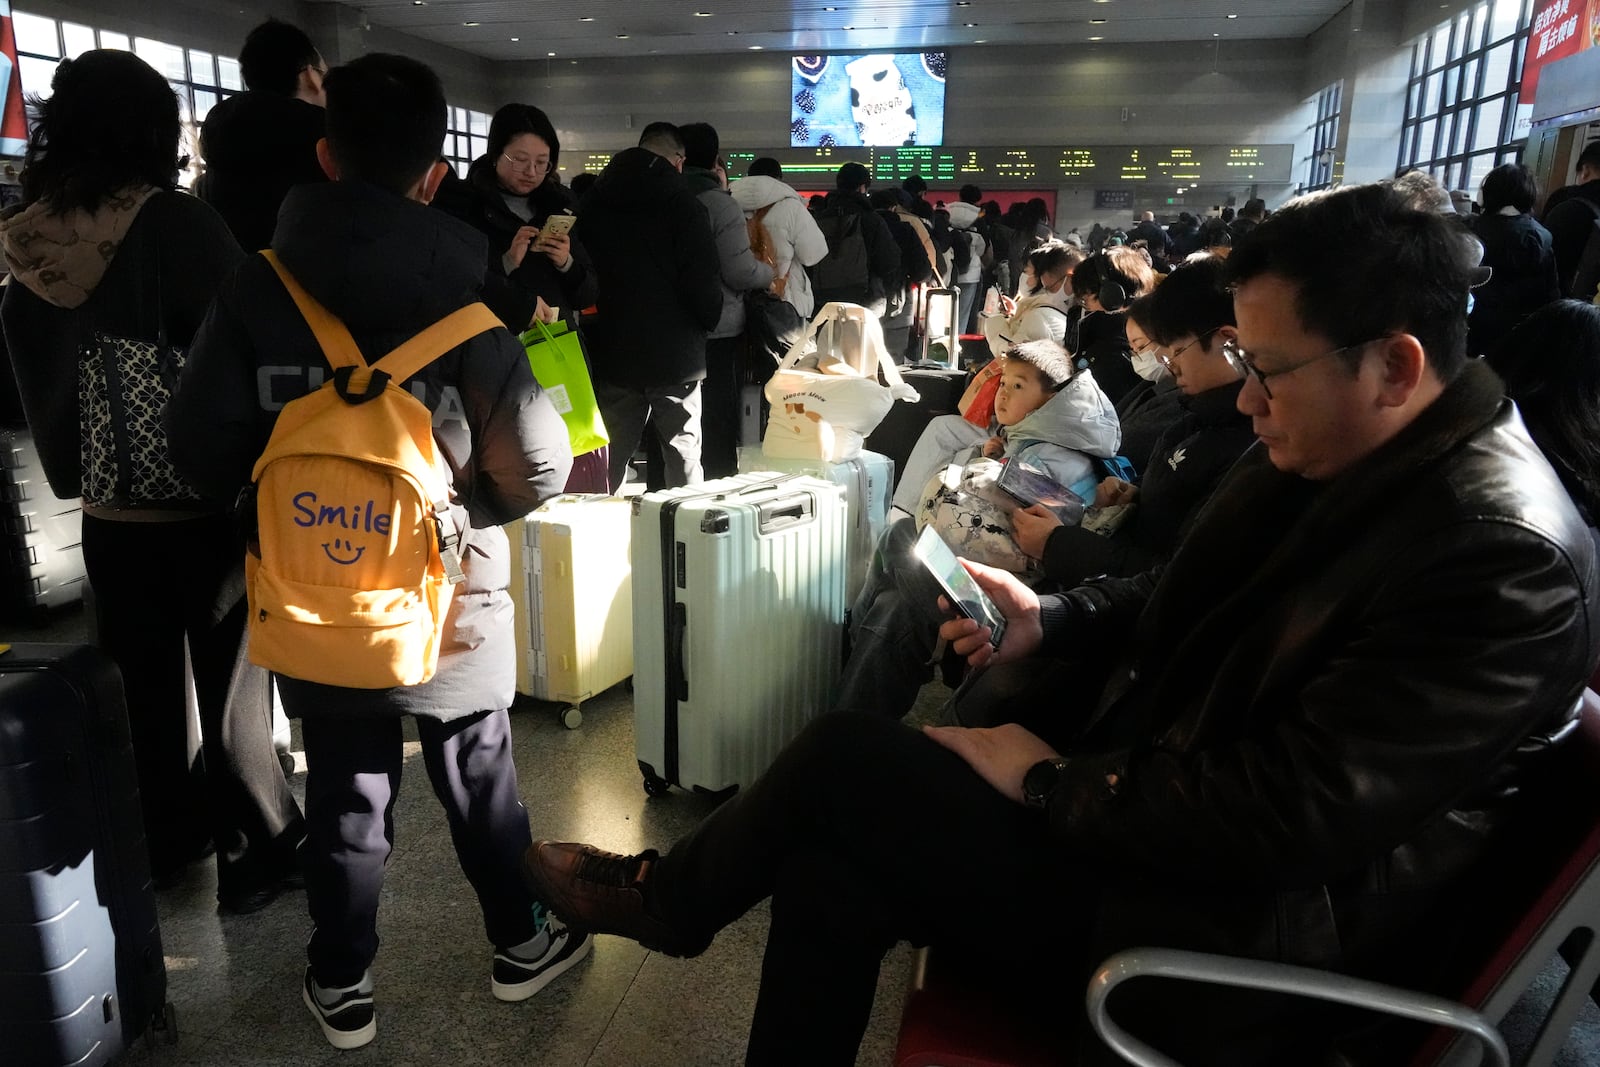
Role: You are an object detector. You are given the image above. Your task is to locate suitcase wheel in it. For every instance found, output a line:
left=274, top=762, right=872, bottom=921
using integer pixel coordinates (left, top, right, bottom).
left=642, top=771, right=671, bottom=797
left=560, top=705, right=583, bottom=730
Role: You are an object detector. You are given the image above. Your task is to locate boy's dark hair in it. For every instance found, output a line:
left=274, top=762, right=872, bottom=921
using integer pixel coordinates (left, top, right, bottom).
left=569, top=172, right=598, bottom=199
left=1480, top=162, right=1538, bottom=214
left=486, top=103, right=560, bottom=175
left=1578, top=141, right=1600, bottom=173
left=749, top=157, right=783, bottom=179
left=959, top=183, right=982, bottom=204
left=903, top=174, right=927, bottom=195
left=1225, top=181, right=1477, bottom=382
left=678, top=122, right=720, bottom=170
left=322, top=54, right=446, bottom=197
left=638, top=122, right=684, bottom=158
left=1003, top=339, right=1075, bottom=391
left=1145, top=255, right=1236, bottom=347
left=21, top=50, right=180, bottom=213
left=239, top=19, right=321, bottom=96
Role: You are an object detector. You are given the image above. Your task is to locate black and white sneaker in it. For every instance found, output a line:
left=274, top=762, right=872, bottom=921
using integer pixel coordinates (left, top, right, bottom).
left=302, top=966, right=377, bottom=1050
left=492, top=913, right=593, bottom=1002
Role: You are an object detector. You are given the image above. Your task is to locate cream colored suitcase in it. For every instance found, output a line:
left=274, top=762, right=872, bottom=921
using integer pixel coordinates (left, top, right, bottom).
left=506, top=494, right=634, bottom=728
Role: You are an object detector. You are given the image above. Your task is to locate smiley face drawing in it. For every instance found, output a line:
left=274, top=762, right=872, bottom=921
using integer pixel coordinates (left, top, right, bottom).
left=322, top=537, right=366, bottom=565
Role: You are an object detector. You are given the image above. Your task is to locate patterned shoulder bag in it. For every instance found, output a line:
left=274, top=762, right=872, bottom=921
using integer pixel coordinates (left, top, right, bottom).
left=78, top=195, right=203, bottom=509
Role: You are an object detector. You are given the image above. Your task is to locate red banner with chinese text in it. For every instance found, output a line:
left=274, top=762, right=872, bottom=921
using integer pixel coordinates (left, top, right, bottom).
left=1520, top=0, right=1599, bottom=103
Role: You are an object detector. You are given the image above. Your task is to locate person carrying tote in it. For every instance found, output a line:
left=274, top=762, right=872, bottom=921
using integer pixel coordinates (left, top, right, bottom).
left=0, top=50, right=304, bottom=909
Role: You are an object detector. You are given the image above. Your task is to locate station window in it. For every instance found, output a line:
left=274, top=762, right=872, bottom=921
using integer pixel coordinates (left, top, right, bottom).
left=12, top=10, right=482, bottom=190
left=10, top=11, right=240, bottom=187
left=1305, top=80, right=1343, bottom=193
left=1397, top=0, right=1535, bottom=197
left=445, top=107, right=492, bottom=178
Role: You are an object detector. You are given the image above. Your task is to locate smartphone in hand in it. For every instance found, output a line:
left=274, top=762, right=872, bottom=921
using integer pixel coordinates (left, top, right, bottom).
left=913, top=525, right=1007, bottom=648
left=538, top=213, right=576, bottom=240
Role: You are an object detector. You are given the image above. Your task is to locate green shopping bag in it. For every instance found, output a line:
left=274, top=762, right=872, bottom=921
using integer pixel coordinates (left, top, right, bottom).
left=519, top=318, right=608, bottom=455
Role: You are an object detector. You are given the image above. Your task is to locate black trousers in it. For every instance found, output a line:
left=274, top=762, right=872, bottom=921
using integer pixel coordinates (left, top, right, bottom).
left=701, top=335, right=744, bottom=480
left=82, top=512, right=301, bottom=884
left=649, top=712, right=1090, bottom=1065
left=295, top=708, right=537, bottom=987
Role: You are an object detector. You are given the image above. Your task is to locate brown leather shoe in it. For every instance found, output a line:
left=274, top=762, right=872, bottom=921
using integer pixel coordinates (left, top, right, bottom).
left=521, top=841, right=706, bottom=958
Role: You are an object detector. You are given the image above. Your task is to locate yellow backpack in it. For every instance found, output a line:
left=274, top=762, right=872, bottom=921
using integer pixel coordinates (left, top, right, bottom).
left=247, top=251, right=501, bottom=688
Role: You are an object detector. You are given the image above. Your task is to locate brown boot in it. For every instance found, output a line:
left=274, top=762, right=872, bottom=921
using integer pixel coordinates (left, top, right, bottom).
left=521, top=841, right=707, bottom=958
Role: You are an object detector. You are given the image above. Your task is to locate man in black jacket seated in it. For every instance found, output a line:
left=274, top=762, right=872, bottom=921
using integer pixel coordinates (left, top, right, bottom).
left=579, top=122, right=722, bottom=491
left=1013, top=255, right=1256, bottom=587
left=521, top=181, right=1600, bottom=1065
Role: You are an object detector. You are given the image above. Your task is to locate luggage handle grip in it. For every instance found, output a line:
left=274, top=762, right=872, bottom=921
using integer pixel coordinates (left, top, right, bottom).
left=670, top=602, right=688, bottom=701
left=758, top=495, right=815, bottom=534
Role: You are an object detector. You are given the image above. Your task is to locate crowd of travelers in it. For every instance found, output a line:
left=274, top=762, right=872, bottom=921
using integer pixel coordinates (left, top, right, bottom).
left=2, top=12, right=1600, bottom=1062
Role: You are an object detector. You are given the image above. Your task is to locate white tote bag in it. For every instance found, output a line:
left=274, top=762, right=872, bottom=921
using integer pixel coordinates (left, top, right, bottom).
left=761, top=302, right=920, bottom=461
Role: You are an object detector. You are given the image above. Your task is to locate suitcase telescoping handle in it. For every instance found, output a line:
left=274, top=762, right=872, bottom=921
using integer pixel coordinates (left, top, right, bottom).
left=758, top=493, right=815, bottom=535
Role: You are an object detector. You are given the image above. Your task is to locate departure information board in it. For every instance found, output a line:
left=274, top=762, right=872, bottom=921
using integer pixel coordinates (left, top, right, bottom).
left=702, top=144, right=1293, bottom=185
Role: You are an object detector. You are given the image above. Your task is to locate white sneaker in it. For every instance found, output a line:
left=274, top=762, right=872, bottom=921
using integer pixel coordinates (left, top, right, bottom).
left=491, top=913, right=593, bottom=1002
left=302, top=967, right=376, bottom=1050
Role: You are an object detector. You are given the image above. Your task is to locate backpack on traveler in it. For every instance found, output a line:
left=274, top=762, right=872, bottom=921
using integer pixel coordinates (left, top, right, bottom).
left=809, top=205, right=873, bottom=303
left=245, top=251, right=501, bottom=689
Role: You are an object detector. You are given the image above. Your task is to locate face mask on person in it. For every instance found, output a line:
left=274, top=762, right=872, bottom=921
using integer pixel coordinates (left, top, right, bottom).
left=1130, top=349, right=1170, bottom=382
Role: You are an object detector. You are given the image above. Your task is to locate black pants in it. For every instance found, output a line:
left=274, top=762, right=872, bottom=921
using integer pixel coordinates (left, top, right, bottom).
left=82, top=512, right=301, bottom=883
left=701, top=335, right=743, bottom=479
left=649, top=712, right=1090, bottom=1065
left=296, top=708, right=537, bottom=987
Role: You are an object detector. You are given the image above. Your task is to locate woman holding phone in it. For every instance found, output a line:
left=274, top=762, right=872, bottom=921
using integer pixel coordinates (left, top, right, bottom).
left=435, top=103, right=597, bottom=330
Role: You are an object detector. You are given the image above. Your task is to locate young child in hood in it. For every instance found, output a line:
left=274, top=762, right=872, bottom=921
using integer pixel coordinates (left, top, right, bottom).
left=892, top=338, right=1121, bottom=519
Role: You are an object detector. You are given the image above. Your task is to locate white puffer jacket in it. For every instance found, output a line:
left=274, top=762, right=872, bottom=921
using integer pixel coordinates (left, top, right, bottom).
left=730, top=175, right=830, bottom=319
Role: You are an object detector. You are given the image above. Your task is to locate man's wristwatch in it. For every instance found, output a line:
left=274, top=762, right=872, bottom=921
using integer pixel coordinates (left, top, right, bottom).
left=1021, top=757, right=1070, bottom=809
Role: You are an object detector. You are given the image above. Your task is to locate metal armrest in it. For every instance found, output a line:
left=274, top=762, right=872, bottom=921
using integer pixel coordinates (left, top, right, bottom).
left=1084, top=947, right=1509, bottom=1067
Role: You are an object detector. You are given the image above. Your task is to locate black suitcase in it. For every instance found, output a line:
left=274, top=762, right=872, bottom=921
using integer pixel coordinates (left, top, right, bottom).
left=0, top=643, right=174, bottom=1064
left=865, top=365, right=972, bottom=490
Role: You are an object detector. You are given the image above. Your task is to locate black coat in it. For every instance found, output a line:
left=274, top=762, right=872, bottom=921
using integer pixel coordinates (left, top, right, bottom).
left=432, top=159, right=597, bottom=329
left=168, top=181, right=572, bottom=720
left=575, top=147, right=722, bottom=388
left=0, top=191, right=244, bottom=500
left=1035, top=361, right=1598, bottom=1059
left=1110, top=376, right=1186, bottom=474
left=1469, top=210, right=1560, bottom=357
left=1041, top=379, right=1252, bottom=586
left=1073, top=309, right=1143, bottom=409
left=812, top=189, right=902, bottom=310
left=1540, top=179, right=1600, bottom=297
left=196, top=92, right=327, bottom=254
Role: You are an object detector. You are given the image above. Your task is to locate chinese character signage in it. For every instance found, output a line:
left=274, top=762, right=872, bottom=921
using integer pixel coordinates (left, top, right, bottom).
left=1521, top=0, right=1599, bottom=102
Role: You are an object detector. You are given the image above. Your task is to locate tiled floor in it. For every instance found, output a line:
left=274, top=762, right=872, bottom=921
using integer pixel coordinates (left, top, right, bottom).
left=13, top=602, right=919, bottom=1067
left=20, top=596, right=1600, bottom=1067
left=124, top=684, right=922, bottom=1067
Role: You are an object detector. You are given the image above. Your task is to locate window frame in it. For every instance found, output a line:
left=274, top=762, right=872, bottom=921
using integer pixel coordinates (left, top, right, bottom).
left=1396, top=0, right=1535, bottom=197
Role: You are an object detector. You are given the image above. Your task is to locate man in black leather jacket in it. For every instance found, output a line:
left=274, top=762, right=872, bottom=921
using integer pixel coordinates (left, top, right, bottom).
left=520, top=181, right=1600, bottom=1065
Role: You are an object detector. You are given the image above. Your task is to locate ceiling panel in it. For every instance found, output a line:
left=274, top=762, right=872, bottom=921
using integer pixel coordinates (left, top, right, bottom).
left=313, top=0, right=1352, bottom=61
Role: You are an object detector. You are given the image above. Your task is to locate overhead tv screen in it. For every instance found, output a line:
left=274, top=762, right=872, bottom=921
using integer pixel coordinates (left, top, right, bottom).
left=790, top=52, right=947, bottom=148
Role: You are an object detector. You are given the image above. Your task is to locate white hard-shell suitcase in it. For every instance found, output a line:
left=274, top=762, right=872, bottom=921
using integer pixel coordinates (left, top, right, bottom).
left=736, top=446, right=893, bottom=604
left=506, top=494, right=634, bottom=728
left=631, top=472, right=847, bottom=796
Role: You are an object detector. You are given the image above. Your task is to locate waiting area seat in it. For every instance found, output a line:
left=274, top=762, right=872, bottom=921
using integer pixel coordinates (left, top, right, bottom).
left=895, top=690, right=1600, bottom=1067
